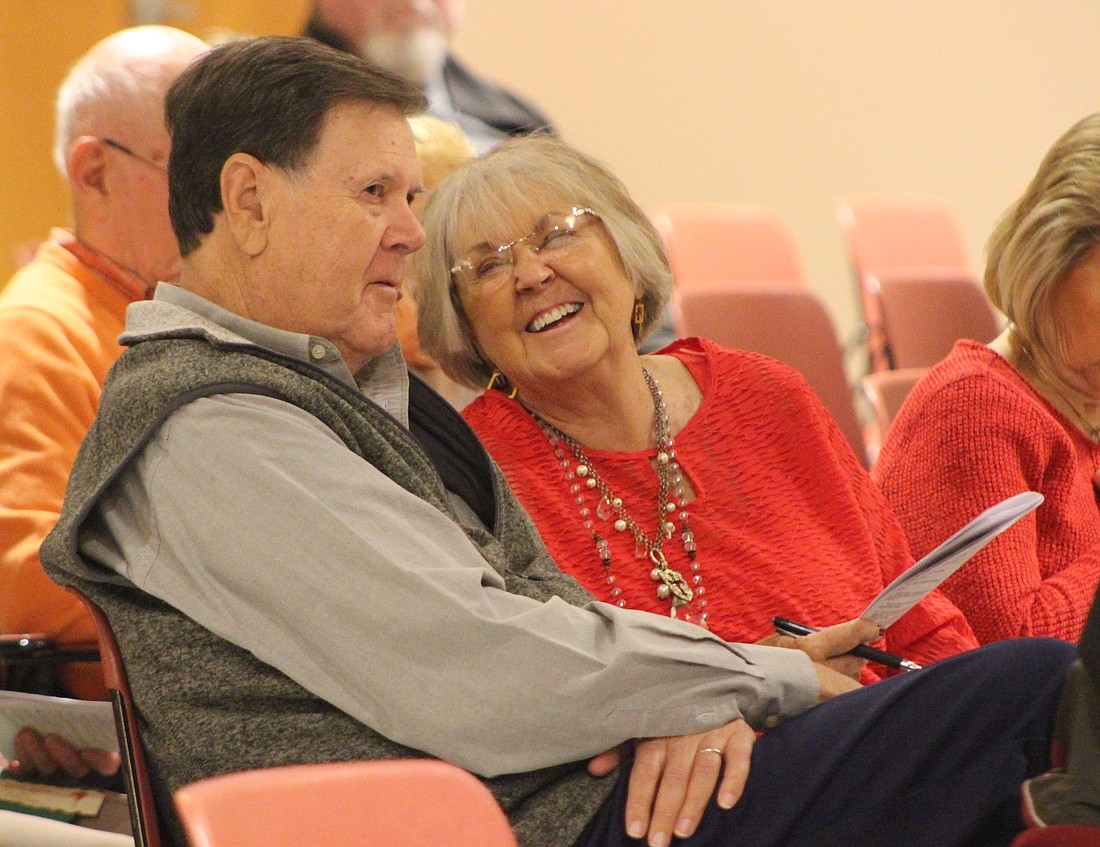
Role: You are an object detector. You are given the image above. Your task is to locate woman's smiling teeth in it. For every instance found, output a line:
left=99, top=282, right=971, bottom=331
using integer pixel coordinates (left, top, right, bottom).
left=527, top=302, right=582, bottom=333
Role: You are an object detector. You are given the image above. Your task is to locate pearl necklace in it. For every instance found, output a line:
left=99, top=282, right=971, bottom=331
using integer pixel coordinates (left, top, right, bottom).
left=532, top=368, right=709, bottom=627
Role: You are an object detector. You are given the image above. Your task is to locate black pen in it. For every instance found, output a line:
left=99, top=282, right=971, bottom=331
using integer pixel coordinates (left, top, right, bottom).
left=772, top=616, right=922, bottom=672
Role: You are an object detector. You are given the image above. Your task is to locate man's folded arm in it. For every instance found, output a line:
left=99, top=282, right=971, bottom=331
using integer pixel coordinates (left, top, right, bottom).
left=81, top=394, right=819, bottom=775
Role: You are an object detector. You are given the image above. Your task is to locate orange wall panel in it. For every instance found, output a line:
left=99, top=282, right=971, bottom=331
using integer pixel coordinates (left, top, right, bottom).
left=0, top=0, right=310, bottom=288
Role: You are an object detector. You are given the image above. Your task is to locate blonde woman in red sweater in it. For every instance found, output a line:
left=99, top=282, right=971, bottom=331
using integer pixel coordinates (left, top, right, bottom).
left=875, top=113, right=1100, bottom=645
left=413, top=135, right=978, bottom=683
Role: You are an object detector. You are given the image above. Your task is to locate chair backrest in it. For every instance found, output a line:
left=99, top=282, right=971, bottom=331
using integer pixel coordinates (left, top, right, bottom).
left=874, top=268, right=1001, bottom=369
left=836, top=192, right=972, bottom=274
left=835, top=193, right=979, bottom=371
left=71, top=591, right=160, bottom=847
left=860, top=366, right=929, bottom=458
left=677, top=282, right=868, bottom=466
left=649, top=202, right=807, bottom=290
left=173, top=759, right=519, bottom=847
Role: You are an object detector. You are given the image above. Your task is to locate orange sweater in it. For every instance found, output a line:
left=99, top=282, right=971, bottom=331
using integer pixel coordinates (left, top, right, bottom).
left=0, top=230, right=148, bottom=699
left=464, top=337, right=977, bottom=683
left=874, top=340, right=1100, bottom=643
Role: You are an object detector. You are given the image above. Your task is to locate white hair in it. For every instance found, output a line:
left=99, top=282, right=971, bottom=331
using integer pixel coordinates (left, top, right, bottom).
left=52, top=26, right=206, bottom=179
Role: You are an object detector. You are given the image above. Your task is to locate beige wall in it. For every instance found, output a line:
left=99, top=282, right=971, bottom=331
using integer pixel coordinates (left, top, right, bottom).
left=454, top=0, right=1100, bottom=348
left=6, top=0, right=1100, bottom=352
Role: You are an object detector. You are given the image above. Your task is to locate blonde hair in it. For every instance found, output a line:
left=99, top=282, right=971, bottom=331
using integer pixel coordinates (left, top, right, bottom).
left=413, top=135, right=673, bottom=390
left=985, top=112, right=1100, bottom=365
left=408, top=115, right=475, bottom=190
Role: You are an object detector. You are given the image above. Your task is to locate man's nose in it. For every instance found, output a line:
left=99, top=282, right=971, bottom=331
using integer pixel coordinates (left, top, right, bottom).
left=387, top=204, right=427, bottom=254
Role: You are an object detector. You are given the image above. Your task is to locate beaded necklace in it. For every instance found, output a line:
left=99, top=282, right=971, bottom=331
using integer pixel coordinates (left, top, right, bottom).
left=532, top=368, right=709, bottom=627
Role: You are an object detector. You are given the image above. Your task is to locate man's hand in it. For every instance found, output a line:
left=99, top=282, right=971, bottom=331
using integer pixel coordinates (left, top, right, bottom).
left=7, top=726, right=121, bottom=781
left=622, top=719, right=756, bottom=847
left=590, top=618, right=880, bottom=845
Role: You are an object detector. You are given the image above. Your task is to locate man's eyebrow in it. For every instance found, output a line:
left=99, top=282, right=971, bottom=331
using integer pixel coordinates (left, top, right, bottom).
left=345, top=168, right=396, bottom=186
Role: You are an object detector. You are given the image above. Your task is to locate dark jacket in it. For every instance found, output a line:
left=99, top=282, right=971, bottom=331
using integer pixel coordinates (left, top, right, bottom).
left=304, top=13, right=554, bottom=138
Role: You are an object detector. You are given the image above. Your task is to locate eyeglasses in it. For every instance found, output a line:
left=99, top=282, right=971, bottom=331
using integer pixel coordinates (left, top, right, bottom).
left=100, top=137, right=168, bottom=174
left=450, top=207, right=599, bottom=289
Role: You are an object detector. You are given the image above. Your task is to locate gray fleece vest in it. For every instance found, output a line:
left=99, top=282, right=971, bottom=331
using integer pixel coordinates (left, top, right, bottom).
left=41, top=330, right=614, bottom=847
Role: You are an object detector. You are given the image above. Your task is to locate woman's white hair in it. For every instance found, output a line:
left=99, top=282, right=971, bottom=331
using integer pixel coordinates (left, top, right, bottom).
left=413, top=134, right=674, bottom=390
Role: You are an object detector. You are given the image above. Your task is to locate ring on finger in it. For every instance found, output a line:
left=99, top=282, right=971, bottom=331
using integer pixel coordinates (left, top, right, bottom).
left=696, top=747, right=724, bottom=757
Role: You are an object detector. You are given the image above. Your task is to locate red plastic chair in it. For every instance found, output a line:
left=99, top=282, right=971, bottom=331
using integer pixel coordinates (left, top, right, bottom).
left=649, top=202, right=807, bottom=291
left=72, top=590, right=160, bottom=847
left=875, top=268, right=1000, bottom=369
left=1012, top=826, right=1100, bottom=847
left=174, top=759, right=518, bottom=847
left=678, top=282, right=869, bottom=467
left=859, top=366, right=929, bottom=463
left=835, top=193, right=999, bottom=372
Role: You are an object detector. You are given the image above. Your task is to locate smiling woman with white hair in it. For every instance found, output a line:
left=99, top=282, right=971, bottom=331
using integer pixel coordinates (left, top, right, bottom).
left=413, top=134, right=978, bottom=678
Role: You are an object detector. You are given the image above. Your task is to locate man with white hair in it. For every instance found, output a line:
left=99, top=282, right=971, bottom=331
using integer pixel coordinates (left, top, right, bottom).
left=0, top=25, right=206, bottom=773
left=304, top=0, right=553, bottom=154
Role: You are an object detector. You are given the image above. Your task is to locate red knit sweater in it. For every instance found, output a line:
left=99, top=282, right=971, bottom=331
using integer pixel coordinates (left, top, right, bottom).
left=874, top=340, right=1100, bottom=643
left=464, top=337, right=977, bottom=683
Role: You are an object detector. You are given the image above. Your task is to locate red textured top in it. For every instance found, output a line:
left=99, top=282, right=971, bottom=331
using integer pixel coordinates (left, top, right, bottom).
left=874, top=339, right=1100, bottom=643
left=464, top=337, right=977, bottom=683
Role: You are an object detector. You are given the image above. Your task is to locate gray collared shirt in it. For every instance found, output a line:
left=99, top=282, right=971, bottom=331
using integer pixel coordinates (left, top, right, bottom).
left=80, top=284, right=818, bottom=776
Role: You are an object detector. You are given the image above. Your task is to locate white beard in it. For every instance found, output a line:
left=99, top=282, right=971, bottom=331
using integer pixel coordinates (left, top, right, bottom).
left=359, top=27, right=448, bottom=86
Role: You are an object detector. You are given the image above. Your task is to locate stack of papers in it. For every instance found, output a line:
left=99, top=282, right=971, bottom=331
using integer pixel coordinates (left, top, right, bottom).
left=0, top=777, right=106, bottom=819
left=0, top=691, right=117, bottom=762
left=863, top=491, right=1044, bottom=628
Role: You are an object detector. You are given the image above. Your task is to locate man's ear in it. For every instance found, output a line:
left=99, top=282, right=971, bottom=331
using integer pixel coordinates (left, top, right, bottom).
left=68, top=137, right=110, bottom=217
left=220, top=152, right=272, bottom=257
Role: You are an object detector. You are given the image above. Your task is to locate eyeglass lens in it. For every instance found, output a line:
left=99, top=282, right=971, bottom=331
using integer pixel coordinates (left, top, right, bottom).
left=455, top=209, right=594, bottom=286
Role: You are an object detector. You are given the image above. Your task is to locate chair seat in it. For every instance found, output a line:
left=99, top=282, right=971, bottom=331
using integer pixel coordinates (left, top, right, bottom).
left=1012, top=824, right=1100, bottom=847
left=835, top=193, right=988, bottom=373
left=69, top=590, right=159, bottom=847
left=649, top=202, right=807, bottom=291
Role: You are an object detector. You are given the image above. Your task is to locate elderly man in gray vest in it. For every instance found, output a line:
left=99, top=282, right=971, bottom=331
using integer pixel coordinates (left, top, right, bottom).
left=41, top=35, right=1083, bottom=847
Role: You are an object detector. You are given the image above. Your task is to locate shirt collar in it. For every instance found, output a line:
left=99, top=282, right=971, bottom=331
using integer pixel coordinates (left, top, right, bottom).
left=149, top=283, right=410, bottom=428
left=53, top=229, right=152, bottom=302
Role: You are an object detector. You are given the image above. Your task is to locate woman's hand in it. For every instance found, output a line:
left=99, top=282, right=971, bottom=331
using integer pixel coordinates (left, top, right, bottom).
left=586, top=618, right=879, bottom=846
left=623, top=719, right=756, bottom=847
left=586, top=718, right=756, bottom=847
left=7, top=726, right=121, bottom=781
left=761, top=617, right=881, bottom=682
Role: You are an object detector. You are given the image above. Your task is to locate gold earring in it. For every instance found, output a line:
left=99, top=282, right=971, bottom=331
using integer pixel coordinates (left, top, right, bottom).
left=633, top=301, right=646, bottom=327
left=485, top=370, right=518, bottom=399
